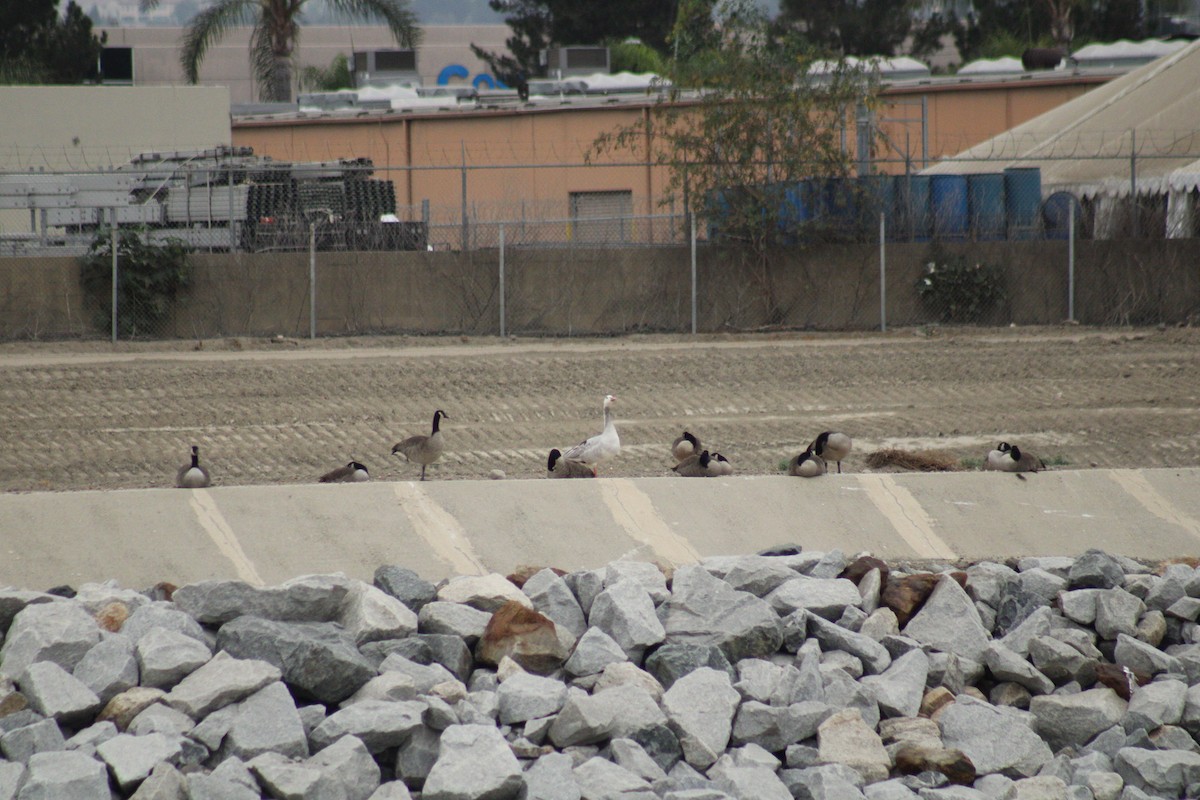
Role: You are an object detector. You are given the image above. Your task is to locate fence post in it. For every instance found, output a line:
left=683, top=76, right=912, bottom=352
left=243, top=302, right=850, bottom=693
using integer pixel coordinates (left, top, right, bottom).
left=690, top=213, right=697, bottom=335
left=308, top=219, right=317, bottom=339
left=1068, top=200, right=1076, bottom=322
left=110, top=209, right=118, bottom=345
left=879, top=212, right=887, bottom=333
left=499, top=223, right=506, bottom=337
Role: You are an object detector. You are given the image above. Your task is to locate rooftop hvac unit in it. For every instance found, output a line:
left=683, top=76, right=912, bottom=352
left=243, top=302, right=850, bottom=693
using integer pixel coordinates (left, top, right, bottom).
left=352, top=49, right=420, bottom=88
left=544, top=46, right=610, bottom=77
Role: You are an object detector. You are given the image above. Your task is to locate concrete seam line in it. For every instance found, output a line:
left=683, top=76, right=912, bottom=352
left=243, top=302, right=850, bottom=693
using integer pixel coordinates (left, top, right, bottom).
left=856, top=474, right=958, bottom=560
left=187, top=490, right=265, bottom=587
left=599, top=478, right=702, bottom=568
left=392, top=482, right=487, bottom=576
left=1109, top=470, right=1200, bottom=541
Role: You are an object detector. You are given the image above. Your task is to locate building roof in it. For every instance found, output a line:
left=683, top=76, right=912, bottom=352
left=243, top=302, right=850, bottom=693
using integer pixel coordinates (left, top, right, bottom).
left=922, top=38, right=1200, bottom=197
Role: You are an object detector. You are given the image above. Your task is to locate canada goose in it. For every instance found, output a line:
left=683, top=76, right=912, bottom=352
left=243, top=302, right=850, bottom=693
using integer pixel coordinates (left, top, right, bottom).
left=392, top=409, right=448, bottom=481
left=672, top=431, right=701, bottom=462
left=984, top=442, right=1044, bottom=473
left=788, top=450, right=827, bottom=478
left=561, top=394, right=620, bottom=468
left=673, top=449, right=713, bottom=477
left=546, top=448, right=596, bottom=479
left=176, top=445, right=211, bottom=489
left=809, top=431, right=852, bottom=473
left=320, top=461, right=370, bottom=483
left=707, top=452, right=734, bottom=476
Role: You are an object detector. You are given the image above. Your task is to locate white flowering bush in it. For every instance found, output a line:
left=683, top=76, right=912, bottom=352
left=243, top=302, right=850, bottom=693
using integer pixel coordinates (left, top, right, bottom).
left=915, top=251, right=1006, bottom=323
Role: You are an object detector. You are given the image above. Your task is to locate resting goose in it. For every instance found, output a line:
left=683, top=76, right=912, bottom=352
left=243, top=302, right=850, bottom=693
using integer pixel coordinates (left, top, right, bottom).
left=671, top=431, right=701, bottom=462
left=320, top=461, right=370, bottom=483
left=788, top=449, right=827, bottom=478
left=392, top=409, right=448, bottom=481
left=707, top=452, right=734, bottom=476
left=561, top=395, right=620, bottom=469
left=176, top=445, right=211, bottom=489
left=985, top=442, right=1044, bottom=473
left=546, top=448, right=597, bottom=478
left=809, top=431, right=852, bottom=473
left=673, top=449, right=713, bottom=477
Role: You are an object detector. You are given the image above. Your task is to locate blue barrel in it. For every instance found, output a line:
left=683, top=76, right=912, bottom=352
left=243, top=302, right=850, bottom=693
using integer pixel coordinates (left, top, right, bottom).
left=1004, top=167, right=1042, bottom=239
left=706, top=188, right=729, bottom=241
left=893, top=174, right=931, bottom=241
left=820, top=177, right=858, bottom=237
left=931, top=174, right=969, bottom=241
left=777, top=180, right=814, bottom=243
left=1042, top=191, right=1082, bottom=240
left=967, top=173, right=1006, bottom=240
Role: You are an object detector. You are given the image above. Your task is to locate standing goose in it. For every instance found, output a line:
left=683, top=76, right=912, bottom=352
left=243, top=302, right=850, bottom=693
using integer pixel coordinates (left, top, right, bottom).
left=672, top=431, right=701, bottom=462
left=320, top=461, right=370, bottom=483
left=392, top=410, right=448, bottom=481
left=809, top=431, right=852, bottom=474
left=176, top=445, right=211, bottom=488
left=788, top=449, right=827, bottom=478
left=546, top=448, right=597, bottom=478
left=673, top=449, right=713, bottom=477
left=561, top=395, right=620, bottom=469
left=985, top=442, right=1044, bottom=473
left=707, top=451, right=734, bottom=476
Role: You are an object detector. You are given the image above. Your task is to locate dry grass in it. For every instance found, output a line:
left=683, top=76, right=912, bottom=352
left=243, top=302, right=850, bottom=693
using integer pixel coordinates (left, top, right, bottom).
left=864, top=448, right=964, bottom=472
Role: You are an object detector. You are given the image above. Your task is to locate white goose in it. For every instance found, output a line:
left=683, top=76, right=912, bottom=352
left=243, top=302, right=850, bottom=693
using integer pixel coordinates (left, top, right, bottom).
left=561, top=394, right=620, bottom=469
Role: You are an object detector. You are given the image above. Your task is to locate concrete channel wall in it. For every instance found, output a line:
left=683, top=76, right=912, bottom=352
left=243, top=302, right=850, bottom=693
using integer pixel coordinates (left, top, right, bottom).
left=2, top=469, right=1198, bottom=591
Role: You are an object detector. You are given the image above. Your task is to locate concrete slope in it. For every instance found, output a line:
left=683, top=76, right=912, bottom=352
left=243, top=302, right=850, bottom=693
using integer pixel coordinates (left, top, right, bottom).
left=2, top=468, right=1198, bottom=590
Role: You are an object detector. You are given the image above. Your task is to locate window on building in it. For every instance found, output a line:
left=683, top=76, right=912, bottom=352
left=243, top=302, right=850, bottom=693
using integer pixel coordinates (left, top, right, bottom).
left=100, top=47, right=133, bottom=84
left=570, top=190, right=633, bottom=244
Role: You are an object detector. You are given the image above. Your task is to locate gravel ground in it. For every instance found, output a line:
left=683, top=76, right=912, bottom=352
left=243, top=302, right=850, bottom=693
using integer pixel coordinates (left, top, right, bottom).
left=1, top=326, right=1197, bottom=492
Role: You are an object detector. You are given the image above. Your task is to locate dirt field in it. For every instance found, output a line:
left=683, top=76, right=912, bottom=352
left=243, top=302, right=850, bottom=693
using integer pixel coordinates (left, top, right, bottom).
left=1, top=326, right=1197, bottom=493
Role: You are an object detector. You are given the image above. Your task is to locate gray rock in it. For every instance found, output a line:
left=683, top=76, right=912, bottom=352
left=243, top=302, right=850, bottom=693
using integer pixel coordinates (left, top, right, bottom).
left=374, top=565, right=438, bottom=613
left=423, top=724, right=522, bottom=800
left=0, top=590, right=58, bottom=633
left=118, top=602, right=207, bottom=646
left=134, top=627, right=212, bottom=690
left=1080, top=770, right=1123, bottom=800
left=733, top=658, right=796, bottom=704
left=861, top=648, right=929, bottom=718
left=309, top=698, right=425, bottom=753
left=902, top=576, right=990, bottom=664
left=566, top=568, right=606, bottom=617
left=997, top=606, right=1053, bottom=658
left=594, top=662, right=664, bottom=701
left=721, top=556, right=800, bottom=597
left=605, top=561, right=670, bottom=604
left=219, top=680, right=308, bottom=761
left=731, top=700, right=831, bottom=751
left=126, top=762, right=186, bottom=800
left=859, top=569, right=883, bottom=616
left=524, top=569, right=587, bottom=640
left=816, top=708, right=890, bottom=784
left=498, top=672, right=568, bottom=724
left=172, top=573, right=352, bottom=624
left=164, top=650, right=280, bottom=719
left=984, top=642, right=1054, bottom=695
left=1027, top=690, right=1128, bottom=758
left=64, top=720, right=118, bottom=754
left=610, top=737, right=668, bottom=782
left=708, top=759, right=791, bottom=800
left=645, top=644, right=735, bottom=690
left=1058, top=589, right=1103, bottom=626
left=184, top=772, right=262, bottom=800
left=0, top=718, right=65, bottom=763
left=1027, top=635, right=1095, bottom=686
left=216, top=616, right=377, bottom=704
left=661, top=667, right=740, bottom=770
left=378, top=653, right=460, bottom=695
left=657, top=566, right=782, bottom=663
left=341, top=672, right=418, bottom=707
left=1145, top=564, right=1192, bottom=613
left=573, top=755, right=652, bottom=797
left=939, top=695, right=1052, bottom=777
left=18, top=661, right=101, bottom=727
left=95, top=732, right=183, bottom=792
left=1166, top=596, right=1200, bottom=622
left=965, top=562, right=1019, bottom=609
left=267, top=733, right=380, bottom=800
left=418, top=601, right=493, bottom=644
left=522, top=751, right=582, bottom=800
left=590, top=580, right=665, bottom=658
left=807, top=612, right=892, bottom=675
left=17, top=750, right=113, bottom=799
left=437, top=573, right=532, bottom=612
left=995, top=580, right=1054, bottom=637
left=0, top=601, right=100, bottom=678
left=1125, top=678, right=1187, bottom=732
left=1114, top=633, right=1183, bottom=677
left=821, top=666, right=879, bottom=729
left=1095, top=589, right=1144, bottom=641
left=1114, top=746, right=1200, bottom=797
left=395, top=724, right=440, bottom=788
left=549, top=684, right=664, bottom=747
left=766, top=576, right=862, bottom=620
left=415, top=634, right=474, bottom=682
left=340, top=581, right=420, bottom=646
left=72, top=634, right=138, bottom=706
left=126, top=702, right=194, bottom=737
left=781, top=764, right=869, bottom=800
left=1069, top=550, right=1126, bottom=590
left=564, top=627, right=628, bottom=677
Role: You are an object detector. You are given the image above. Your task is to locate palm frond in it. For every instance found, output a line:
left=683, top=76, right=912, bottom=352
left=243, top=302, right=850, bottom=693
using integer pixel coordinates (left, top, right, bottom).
left=324, top=0, right=422, bottom=47
left=179, top=0, right=258, bottom=84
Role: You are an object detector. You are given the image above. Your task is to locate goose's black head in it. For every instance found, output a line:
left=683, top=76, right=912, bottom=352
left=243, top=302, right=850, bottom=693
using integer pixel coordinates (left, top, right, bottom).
left=997, top=442, right=1012, bottom=453
left=699, top=450, right=711, bottom=467
left=547, top=448, right=562, bottom=470
left=349, top=461, right=368, bottom=473
left=813, top=431, right=832, bottom=453
left=190, top=445, right=201, bottom=466
left=432, top=409, right=448, bottom=430
left=713, top=452, right=730, bottom=463
left=683, top=431, right=699, bottom=447
left=1009, top=445, right=1022, bottom=460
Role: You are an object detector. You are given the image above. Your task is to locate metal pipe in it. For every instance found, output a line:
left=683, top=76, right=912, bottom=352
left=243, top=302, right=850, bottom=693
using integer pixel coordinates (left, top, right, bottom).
left=309, top=220, right=317, bottom=340
left=879, top=212, right=887, bottom=332
left=499, top=223, right=506, bottom=337
left=111, top=209, right=118, bottom=345
left=690, top=213, right=697, bottom=335
left=1068, top=199, right=1076, bottom=322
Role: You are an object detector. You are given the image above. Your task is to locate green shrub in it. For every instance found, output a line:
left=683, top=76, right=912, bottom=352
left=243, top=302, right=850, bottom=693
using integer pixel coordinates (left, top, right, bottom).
left=79, top=226, right=191, bottom=337
left=915, top=250, right=1006, bottom=324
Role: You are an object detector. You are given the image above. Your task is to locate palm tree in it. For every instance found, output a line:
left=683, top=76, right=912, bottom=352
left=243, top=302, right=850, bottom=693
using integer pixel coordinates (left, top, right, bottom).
left=139, top=0, right=421, bottom=102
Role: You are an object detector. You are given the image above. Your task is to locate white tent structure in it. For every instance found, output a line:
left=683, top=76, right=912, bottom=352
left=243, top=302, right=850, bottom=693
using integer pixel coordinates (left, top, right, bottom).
left=923, top=39, right=1200, bottom=238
